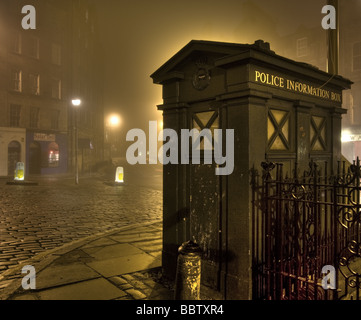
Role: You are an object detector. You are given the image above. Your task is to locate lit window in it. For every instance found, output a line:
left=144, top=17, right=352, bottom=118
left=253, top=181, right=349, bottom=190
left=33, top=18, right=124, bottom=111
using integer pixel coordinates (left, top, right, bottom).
left=48, top=142, right=59, bottom=167
left=10, top=104, right=21, bottom=127
left=29, top=74, right=40, bottom=95
left=310, top=116, right=327, bottom=151
left=12, top=70, right=22, bottom=92
left=353, top=42, right=361, bottom=71
left=297, top=37, right=308, bottom=57
left=268, top=109, right=290, bottom=151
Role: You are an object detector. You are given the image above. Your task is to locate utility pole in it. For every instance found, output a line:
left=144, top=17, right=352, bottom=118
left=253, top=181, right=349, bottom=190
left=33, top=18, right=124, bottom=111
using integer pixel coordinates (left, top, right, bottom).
left=328, top=0, right=339, bottom=75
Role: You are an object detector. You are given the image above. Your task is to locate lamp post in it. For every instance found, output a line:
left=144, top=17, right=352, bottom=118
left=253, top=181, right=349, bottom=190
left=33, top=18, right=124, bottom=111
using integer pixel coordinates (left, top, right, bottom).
left=72, top=99, right=81, bottom=184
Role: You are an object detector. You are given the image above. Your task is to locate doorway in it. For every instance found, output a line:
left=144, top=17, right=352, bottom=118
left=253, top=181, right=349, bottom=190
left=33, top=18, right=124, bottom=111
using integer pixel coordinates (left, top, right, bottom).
left=8, top=141, right=21, bottom=176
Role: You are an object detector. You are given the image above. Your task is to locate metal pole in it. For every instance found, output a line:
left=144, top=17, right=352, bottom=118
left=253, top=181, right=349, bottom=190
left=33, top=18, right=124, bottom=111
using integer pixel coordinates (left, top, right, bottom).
left=75, top=107, right=79, bottom=185
left=327, top=0, right=339, bottom=75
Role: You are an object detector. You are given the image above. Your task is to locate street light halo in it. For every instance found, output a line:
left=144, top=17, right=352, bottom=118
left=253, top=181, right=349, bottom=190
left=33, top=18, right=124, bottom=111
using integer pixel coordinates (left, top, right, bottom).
left=109, top=114, right=121, bottom=127
left=72, top=99, right=82, bottom=106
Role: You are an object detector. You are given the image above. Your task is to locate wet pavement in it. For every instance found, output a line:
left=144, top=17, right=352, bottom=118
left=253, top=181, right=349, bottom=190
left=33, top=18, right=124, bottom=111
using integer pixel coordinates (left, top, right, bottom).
left=2, top=221, right=174, bottom=300
left=0, top=163, right=162, bottom=278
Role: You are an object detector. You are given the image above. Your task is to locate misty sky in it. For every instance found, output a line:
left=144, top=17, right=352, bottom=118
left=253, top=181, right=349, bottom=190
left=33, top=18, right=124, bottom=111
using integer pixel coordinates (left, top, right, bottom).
left=94, top=0, right=328, bottom=133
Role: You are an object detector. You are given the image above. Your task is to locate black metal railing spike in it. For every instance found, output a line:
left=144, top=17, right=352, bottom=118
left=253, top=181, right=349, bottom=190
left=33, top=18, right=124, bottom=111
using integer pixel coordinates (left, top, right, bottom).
left=261, top=161, right=276, bottom=181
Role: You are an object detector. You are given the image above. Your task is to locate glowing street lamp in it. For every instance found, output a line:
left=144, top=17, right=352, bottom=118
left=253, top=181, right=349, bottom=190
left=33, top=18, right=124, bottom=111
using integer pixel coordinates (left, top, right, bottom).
left=109, top=114, right=121, bottom=127
left=72, top=99, right=81, bottom=185
left=106, top=114, right=121, bottom=161
left=72, top=99, right=81, bottom=107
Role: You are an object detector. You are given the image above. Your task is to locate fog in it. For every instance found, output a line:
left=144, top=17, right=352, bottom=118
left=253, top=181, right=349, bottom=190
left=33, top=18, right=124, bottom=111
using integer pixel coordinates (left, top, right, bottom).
left=94, top=0, right=328, bottom=134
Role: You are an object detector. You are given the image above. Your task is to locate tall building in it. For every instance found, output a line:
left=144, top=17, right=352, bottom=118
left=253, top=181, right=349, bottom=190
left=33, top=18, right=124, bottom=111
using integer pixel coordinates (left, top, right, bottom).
left=0, top=0, right=104, bottom=177
left=338, top=1, right=361, bottom=160
left=273, top=1, right=361, bottom=163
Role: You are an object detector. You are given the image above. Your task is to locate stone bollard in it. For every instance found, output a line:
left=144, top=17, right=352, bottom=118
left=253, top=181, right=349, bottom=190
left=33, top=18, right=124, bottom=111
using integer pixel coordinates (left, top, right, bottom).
left=174, top=240, right=202, bottom=300
left=115, top=166, right=124, bottom=183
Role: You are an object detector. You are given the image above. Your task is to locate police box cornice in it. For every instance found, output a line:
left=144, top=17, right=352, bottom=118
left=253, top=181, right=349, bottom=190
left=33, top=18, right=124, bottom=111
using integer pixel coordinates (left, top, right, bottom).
left=151, top=39, right=353, bottom=105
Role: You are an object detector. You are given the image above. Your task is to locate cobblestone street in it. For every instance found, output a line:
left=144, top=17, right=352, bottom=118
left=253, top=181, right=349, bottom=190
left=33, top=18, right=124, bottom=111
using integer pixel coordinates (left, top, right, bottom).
left=0, top=164, right=162, bottom=276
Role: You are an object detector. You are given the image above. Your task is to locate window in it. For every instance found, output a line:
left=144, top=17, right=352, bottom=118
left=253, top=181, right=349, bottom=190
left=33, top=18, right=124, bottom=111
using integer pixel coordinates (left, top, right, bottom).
left=51, top=44, right=61, bottom=65
left=353, top=42, right=361, bottom=71
left=30, top=107, right=39, bottom=128
left=51, top=79, right=61, bottom=99
left=10, top=32, right=21, bottom=54
left=29, top=37, right=39, bottom=59
left=12, top=70, right=22, bottom=92
left=29, top=74, right=40, bottom=95
left=192, top=110, right=219, bottom=151
left=297, top=37, right=308, bottom=57
left=310, top=116, right=327, bottom=151
left=11, top=70, right=22, bottom=92
left=51, top=109, right=60, bottom=130
left=10, top=104, right=21, bottom=127
left=267, top=109, right=290, bottom=151
left=48, top=142, right=59, bottom=167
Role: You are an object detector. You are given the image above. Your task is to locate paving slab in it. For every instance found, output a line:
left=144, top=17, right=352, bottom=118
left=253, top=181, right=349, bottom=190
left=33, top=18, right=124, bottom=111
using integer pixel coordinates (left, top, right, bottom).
left=36, top=263, right=101, bottom=290
left=109, top=233, right=161, bottom=244
left=132, top=242, right=163, bottom=252
left=86, top=253, right=161, bottom=278
left=114, top=227, right=159, bottom=235
left=82, top=243, right=143, bottom=260
left=81, top=237, right=118, bottom=249
left=148, top=251, right=162, bottom=259
left=37, top=278, right=126, bottom=300
left=12, top=294, right=38, bottom=300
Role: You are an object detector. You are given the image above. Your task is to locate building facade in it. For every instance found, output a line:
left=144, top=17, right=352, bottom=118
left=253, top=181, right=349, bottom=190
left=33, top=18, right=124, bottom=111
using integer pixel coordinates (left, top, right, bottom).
left=338, top=1, right=361, bottom=161
left=273, top=1, right=361, bottom=162
left=0, top=0, right=104, bottom=177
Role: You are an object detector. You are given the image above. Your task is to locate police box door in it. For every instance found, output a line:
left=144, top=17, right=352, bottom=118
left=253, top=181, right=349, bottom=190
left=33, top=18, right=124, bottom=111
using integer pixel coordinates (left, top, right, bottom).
left=188, top=104, right=222, bottom=290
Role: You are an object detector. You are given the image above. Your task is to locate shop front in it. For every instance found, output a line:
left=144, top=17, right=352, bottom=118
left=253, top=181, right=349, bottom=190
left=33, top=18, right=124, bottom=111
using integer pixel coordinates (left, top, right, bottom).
left=26, top=131, right=68, bottom=175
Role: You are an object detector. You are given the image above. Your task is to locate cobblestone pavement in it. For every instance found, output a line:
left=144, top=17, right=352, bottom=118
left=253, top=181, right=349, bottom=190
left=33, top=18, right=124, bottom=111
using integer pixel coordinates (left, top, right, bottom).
left=3, top=221, right=176, bottom=300
left=0, top=164, right=162, bottom=276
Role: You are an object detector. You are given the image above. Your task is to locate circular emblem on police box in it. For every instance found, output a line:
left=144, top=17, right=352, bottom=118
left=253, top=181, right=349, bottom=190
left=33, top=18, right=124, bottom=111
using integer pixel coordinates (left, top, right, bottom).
left=192, top=67, right=211, bottom=91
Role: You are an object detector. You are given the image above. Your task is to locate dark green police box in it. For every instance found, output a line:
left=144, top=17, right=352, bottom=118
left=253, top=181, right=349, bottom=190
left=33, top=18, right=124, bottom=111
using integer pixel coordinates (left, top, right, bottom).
left=151, top=40, right=352, bottom=299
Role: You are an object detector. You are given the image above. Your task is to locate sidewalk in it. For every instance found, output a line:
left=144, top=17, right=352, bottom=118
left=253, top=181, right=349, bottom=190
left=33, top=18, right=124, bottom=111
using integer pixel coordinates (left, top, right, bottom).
left=1, top=221, right=174, bottom=300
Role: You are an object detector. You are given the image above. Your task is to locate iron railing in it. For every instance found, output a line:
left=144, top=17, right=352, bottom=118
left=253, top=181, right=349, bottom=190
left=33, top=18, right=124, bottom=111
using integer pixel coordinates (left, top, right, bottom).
left=252, top=159, right=361, bottom=300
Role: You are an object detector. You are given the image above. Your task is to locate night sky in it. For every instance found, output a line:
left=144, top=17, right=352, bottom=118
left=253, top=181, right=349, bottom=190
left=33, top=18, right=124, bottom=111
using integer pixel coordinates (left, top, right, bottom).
left=94, top=0, right=327, bottom=134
